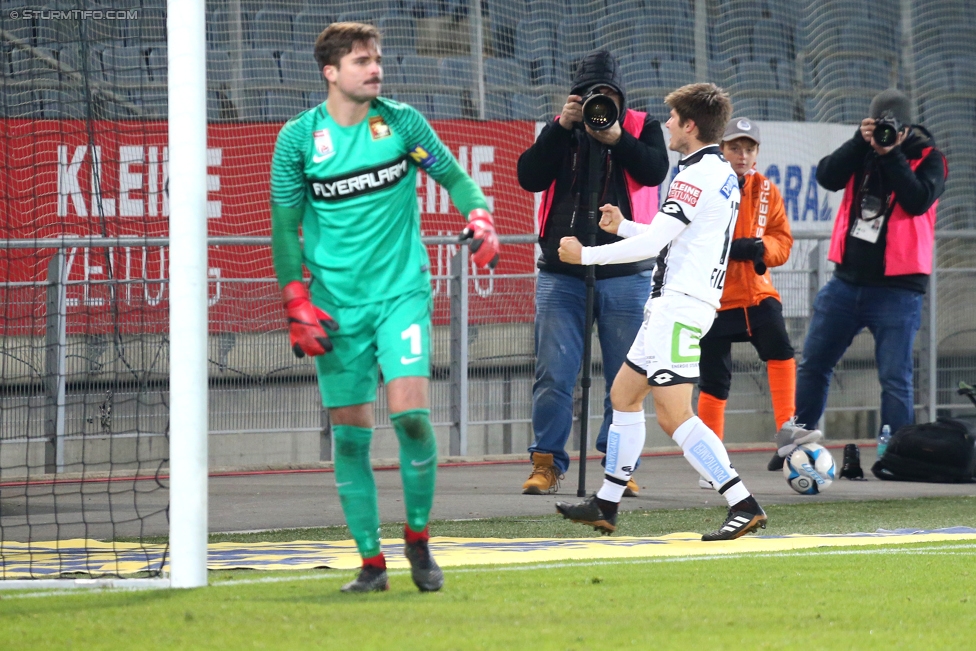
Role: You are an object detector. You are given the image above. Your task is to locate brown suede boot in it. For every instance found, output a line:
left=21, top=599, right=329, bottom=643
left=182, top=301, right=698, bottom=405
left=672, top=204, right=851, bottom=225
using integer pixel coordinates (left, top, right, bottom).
left=623, top=477, right=639, bottom=497
left=521, top=453, right=563, bottom=495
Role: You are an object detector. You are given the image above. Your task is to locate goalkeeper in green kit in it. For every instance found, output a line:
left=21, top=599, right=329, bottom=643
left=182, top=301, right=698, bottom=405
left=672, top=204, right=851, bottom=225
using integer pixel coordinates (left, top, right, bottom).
left=269, top=22, right=499, bottom=593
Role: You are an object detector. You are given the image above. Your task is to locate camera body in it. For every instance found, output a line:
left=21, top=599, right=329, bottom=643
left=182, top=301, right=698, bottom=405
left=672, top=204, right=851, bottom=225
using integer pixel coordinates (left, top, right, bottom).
left=580, top=91, right=619, bottom=131
left=873, top=110, right=903, bottom=148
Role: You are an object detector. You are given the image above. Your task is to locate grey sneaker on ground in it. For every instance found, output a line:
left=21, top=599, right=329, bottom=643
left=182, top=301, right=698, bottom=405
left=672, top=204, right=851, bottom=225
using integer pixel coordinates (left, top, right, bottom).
left=340, top=566, right=390, bottom=593
left=404, top=538, right=444, bottom=592
left=698, top=476, right=713, bottom=489
left=774, top=417, right=823, bottom=458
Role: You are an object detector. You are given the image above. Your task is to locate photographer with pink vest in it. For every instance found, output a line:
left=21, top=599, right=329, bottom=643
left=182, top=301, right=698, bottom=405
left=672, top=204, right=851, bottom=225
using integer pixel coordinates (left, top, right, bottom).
left=796, top=89, right=947, bottom=446
left=516, top=49, right=669, bottom=495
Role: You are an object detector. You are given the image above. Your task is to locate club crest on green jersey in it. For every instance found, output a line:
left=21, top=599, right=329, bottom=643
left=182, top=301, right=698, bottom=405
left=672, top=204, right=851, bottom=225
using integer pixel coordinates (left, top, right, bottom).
left=369, top=116, right=392, bottom=140
left=313, top=128, right=335, bottom=162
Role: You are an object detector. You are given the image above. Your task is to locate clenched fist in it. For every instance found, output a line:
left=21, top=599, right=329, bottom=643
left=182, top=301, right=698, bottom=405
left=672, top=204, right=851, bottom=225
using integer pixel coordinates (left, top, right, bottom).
left=558, top=236, right=584, bottom=265
left=598, top=204, right=624, bottom=234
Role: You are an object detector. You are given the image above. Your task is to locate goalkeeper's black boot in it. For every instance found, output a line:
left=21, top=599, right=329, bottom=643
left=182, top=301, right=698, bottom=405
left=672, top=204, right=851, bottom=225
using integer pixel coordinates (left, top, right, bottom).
left=403, top=526, right=444, bottom=592
left=555, top=494, right=617, bottom=535
left=702, top=496, right=767, bottom=541
left=839, top=443, right=865, bottom=480
left=341, top=558, right=390, bottom=593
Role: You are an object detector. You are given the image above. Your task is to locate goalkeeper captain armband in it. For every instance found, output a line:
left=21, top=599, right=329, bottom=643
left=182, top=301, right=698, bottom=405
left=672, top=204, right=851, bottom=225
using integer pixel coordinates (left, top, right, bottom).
left=281, top=281, right=339, bottom=359
left=459, top=208, right=500, bottom=269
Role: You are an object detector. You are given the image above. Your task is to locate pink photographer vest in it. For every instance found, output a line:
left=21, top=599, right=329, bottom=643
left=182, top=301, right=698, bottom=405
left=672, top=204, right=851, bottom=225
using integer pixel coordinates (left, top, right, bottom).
left=828, top=147, right=945, bottom=276
left=537, top=110, right=660, bottom=237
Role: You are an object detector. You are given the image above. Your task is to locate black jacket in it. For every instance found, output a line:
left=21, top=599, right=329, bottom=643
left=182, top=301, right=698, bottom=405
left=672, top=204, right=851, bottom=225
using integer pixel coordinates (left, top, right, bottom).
left=517, top=113, right=670, bottom=278
left=816, top=125, right=946, bottom=293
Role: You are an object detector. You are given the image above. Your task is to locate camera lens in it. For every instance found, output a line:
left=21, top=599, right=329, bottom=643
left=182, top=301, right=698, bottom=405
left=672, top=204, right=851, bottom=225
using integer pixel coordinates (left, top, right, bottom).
left=874, top=123, right=897, bottom=147
left=582, top=94, right=618, bottom=131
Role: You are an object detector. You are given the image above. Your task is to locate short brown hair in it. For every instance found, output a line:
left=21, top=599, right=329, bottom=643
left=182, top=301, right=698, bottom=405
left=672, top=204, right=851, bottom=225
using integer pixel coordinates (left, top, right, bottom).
left=313, top=22, right=380, bottom=70
left=665, top=83, right=733, bottom=144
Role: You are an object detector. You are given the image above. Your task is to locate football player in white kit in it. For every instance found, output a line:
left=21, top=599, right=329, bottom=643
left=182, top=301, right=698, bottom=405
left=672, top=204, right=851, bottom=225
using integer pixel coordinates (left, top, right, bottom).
left=554, top=83, right=768, bottom=541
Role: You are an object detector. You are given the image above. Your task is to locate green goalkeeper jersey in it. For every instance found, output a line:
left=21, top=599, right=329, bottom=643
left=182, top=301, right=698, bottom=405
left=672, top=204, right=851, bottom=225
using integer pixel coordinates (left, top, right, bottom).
left=270, top=97, right=488, bottom=306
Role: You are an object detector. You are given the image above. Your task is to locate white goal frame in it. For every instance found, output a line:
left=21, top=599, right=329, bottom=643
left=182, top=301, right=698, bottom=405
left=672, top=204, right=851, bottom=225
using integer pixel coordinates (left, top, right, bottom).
left=0, top=0, right=209, bottom=591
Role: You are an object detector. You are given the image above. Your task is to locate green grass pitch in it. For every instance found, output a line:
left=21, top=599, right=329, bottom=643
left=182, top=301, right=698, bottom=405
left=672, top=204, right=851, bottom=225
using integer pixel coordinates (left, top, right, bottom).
left=2, top=497, right=976, bottom=651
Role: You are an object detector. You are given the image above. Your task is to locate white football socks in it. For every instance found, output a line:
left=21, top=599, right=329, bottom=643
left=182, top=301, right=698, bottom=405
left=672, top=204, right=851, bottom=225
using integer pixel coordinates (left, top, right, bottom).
left=672, top=416, right=751, bottom=506
left=596, top=410, right=646, bottom=504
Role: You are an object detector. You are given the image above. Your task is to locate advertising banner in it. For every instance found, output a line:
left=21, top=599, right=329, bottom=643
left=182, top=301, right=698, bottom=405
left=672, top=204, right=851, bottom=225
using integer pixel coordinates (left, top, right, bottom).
left=0, top=119, right=539, bottom=331
left=1, top=117, right=854, bottom=332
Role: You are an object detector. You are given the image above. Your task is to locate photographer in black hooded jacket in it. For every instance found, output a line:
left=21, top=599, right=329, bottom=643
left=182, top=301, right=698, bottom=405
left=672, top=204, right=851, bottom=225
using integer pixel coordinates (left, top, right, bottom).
left=516, top=49, right=669, bottom=495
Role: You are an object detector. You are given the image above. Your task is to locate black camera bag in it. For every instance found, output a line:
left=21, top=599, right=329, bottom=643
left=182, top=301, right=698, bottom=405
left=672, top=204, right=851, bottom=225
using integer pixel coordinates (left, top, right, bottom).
left=871, top=418, right=976, bottom=483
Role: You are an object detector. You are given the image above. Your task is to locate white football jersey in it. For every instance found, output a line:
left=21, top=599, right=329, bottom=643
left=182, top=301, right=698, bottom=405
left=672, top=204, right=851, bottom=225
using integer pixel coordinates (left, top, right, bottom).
left=652, top=145, right=741, bottom=309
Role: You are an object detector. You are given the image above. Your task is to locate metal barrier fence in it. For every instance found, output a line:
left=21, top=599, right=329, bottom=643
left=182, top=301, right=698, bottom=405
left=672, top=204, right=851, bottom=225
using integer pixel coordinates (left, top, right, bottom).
left=2, top=232, right=976, bottom=474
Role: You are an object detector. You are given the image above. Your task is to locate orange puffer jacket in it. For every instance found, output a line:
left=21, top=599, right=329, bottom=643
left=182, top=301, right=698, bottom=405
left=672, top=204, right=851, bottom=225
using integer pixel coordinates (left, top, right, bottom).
left=719, top=168, right=793, bottom=311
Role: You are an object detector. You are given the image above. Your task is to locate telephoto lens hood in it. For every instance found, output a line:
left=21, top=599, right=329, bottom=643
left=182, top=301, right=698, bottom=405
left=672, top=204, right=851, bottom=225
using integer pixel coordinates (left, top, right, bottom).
left=582, top=93, right=619, bottom=131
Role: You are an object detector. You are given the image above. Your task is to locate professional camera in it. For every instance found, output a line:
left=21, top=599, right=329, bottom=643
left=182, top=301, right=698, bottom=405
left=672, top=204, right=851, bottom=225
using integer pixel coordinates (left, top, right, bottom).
left=581, top=91, right=619, bottom=131
left=873, top=110, right=903, bottom=148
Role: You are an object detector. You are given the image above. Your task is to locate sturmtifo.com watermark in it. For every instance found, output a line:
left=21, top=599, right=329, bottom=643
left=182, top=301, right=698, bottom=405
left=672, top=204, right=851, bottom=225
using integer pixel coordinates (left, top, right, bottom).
left=8, top=9, right=140, bottom=20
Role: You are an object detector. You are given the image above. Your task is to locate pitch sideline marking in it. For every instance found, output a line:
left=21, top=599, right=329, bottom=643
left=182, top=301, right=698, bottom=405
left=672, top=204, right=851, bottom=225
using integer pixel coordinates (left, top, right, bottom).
left=6, top=542, right=976, bottom=600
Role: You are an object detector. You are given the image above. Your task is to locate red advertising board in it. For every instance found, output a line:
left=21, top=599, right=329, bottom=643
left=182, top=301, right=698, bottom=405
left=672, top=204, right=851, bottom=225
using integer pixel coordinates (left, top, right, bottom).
left=0, top=119, right=539, bottom=333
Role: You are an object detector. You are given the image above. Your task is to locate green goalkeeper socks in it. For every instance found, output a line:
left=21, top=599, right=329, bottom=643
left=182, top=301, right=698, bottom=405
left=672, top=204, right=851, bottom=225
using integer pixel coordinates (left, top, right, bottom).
left=332, top=424, right=381, bottom=559
left=390, top=409, right=438, bottom=532
left=332, top=413, right=437, bottom=557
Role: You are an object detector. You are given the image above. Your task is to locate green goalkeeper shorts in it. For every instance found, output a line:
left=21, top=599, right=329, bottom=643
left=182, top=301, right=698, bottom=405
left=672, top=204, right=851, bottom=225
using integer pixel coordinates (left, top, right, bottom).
left=311, top=287, right=432, bottom=408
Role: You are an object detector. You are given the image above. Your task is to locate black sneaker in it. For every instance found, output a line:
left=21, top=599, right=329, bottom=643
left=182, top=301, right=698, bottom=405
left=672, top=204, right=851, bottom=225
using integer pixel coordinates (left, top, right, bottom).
left=555, top=494, right=617, bottom=535
left=340, top=565, right=390, bottom=593
left=767, top=451, right=785, bottom=471
left=839, top=443, right=865, bottom=480
left=702, top=497, right=767, bottom=541
left=403, top=537, right=444, bottom=592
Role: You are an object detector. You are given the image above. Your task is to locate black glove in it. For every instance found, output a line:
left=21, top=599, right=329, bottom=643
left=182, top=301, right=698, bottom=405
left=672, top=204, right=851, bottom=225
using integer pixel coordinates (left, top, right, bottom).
left=728, top=238, right=767, bottom=275
left=729, top=237, right=763, bottom=261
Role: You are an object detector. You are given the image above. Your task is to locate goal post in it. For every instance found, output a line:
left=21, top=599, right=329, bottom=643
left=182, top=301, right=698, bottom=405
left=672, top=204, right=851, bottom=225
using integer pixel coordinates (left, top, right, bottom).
left=167, top=0, right=210, bottom=590
left=0, top=0, right=209, bottom=591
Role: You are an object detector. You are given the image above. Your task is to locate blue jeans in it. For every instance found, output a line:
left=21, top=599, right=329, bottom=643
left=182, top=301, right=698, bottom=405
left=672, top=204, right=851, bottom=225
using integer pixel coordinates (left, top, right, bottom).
left=529, top=269, right=651, bottom=473
left=795, top=277, right=924, bottom=437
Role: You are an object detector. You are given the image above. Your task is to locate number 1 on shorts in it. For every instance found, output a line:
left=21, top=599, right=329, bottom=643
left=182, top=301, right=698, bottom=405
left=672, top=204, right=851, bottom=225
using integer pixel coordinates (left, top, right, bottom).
left=402, top=323, right=422, bottom=355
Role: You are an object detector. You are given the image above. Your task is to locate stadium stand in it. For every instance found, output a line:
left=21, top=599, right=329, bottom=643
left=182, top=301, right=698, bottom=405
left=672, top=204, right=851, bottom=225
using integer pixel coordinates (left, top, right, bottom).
left=0, top=0, right=970, bottom=218
left=400, top=54, right=440, bottom=87
left=511, top=93, right=551, bottom=121
left=555, top=18, right=595, bottom=83
left=292, top=11, right=337, bottom=50
left=514, top=18, right=556, bottom=86
left=252, top=10, right=294, bottom=52
left=377, top=12, right=418, bottom=55
left=280, top=49, right=322, bottom=87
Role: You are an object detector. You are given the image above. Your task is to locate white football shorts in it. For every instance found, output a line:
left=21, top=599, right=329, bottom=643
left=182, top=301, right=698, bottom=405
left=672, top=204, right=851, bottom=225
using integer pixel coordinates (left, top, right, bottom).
left=625, top=291, right=717, bottom=386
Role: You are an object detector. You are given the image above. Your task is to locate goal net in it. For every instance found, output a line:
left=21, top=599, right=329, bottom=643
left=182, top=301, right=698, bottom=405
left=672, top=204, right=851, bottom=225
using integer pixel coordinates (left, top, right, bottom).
left=2, top=0, right=974, bottom=584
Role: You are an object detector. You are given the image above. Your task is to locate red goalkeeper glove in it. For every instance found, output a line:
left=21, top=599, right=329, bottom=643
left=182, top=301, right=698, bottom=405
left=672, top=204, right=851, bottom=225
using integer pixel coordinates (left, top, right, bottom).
left=282, top=281, right=339, bottom=358
left=459, top=208, right=500, bottom=269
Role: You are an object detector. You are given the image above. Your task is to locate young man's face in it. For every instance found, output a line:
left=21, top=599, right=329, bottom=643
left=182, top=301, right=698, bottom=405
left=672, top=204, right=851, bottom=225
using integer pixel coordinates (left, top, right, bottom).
left=721, top=137, right=759, bottom=177
left=324, top=40, right=383, bottom=103
left=665, top=108, right=692, bottom=153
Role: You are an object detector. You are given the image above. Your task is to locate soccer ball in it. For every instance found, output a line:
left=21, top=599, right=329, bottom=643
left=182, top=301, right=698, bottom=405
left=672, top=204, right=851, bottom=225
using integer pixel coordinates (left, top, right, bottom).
left=783, top=443, right=836, bottom=495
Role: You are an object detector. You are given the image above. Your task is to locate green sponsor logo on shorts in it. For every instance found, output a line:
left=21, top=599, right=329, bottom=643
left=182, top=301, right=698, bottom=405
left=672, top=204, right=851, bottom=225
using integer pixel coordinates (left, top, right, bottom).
left=671, top=322, right=702, bottom=363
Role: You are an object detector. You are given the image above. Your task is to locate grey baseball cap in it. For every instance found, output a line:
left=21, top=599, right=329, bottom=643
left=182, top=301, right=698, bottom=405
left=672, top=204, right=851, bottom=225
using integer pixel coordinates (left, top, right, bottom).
left=722, top=117, right=761, bottom=144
